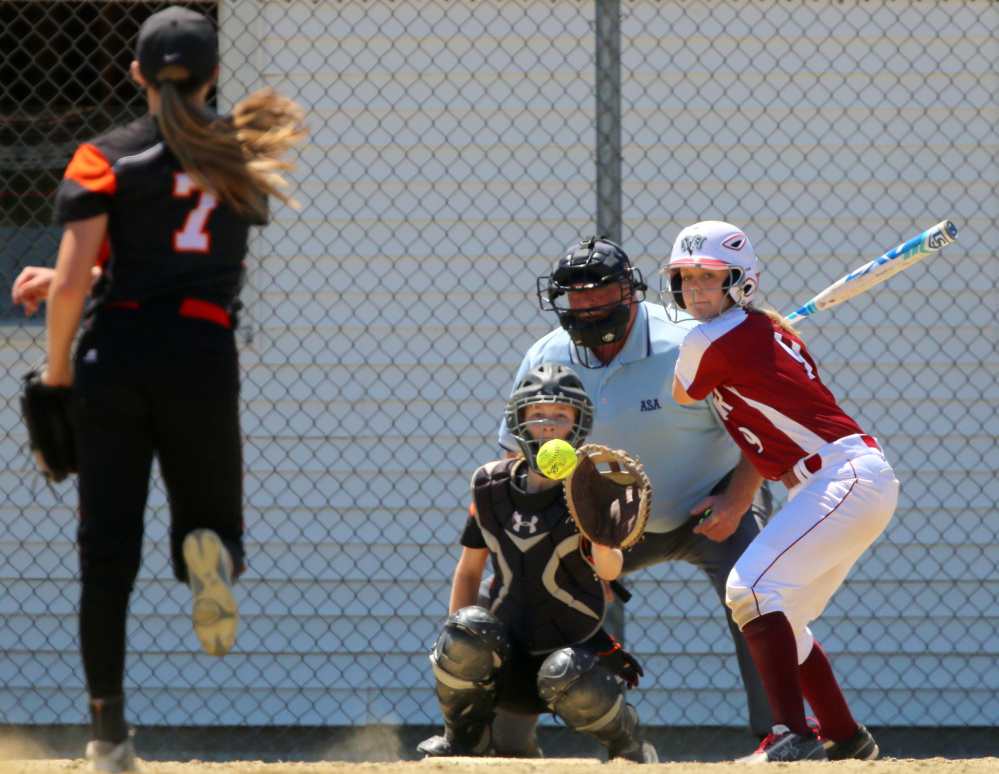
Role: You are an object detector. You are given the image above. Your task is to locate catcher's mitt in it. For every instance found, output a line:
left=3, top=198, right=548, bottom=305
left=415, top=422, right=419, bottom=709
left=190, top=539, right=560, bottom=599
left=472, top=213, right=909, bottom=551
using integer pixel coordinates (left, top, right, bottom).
left=20, top=367, right=77, bottom=483
left=564, top=443, right=651, bottom=549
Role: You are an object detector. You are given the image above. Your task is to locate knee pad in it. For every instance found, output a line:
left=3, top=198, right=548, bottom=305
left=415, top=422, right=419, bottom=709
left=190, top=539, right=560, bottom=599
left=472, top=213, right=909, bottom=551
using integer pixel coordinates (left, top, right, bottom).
left=431, top=605, right=509, bottom=684
left=429, top=606, right=509, bottom=747
left=726, top=566, right=759, bottom=630
left=796, top=626, right=815, bottom=664
left=536, top=647, right=624, bottom=732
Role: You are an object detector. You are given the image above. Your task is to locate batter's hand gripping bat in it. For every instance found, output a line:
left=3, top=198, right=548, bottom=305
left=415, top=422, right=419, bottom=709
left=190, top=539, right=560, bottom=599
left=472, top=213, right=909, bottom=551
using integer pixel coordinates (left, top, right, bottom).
left=785, top=220, right=958, bottom=322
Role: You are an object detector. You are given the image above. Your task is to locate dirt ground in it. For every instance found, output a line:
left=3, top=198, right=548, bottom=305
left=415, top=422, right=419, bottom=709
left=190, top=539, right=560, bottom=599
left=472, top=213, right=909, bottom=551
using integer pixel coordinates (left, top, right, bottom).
left=3, top=758, right=999, bottom=774
left=2, top=734, right=997, bottom=774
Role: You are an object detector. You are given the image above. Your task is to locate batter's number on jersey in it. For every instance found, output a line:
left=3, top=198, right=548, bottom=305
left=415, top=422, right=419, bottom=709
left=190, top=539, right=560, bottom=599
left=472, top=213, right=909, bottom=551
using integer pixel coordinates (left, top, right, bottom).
left=774, top=333, right=816, bottom=380
left=173, top=173, right=218, bottom=253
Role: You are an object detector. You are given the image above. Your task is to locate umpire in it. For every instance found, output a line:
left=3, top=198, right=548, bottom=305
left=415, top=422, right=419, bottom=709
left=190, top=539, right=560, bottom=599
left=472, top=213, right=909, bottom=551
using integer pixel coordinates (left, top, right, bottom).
left=28, top=8, right=306, bottom=771
left=494, top=236, right=775, bottom=751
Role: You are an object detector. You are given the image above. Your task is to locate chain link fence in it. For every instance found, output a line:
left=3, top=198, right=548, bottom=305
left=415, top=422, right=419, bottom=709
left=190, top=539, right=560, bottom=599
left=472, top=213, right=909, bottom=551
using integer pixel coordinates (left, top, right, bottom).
left=1, top=0, right=996, bottom=762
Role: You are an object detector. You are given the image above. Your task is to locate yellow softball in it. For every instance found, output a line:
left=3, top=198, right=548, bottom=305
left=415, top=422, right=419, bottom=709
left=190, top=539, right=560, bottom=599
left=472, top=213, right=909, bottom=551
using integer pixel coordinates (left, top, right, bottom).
left=536, top=439, right=578, bottom=480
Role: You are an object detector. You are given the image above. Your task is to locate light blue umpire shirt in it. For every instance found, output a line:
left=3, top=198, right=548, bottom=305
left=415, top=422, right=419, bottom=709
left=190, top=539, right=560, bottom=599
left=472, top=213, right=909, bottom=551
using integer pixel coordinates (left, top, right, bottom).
left=499, top=301, right=741, bottom=534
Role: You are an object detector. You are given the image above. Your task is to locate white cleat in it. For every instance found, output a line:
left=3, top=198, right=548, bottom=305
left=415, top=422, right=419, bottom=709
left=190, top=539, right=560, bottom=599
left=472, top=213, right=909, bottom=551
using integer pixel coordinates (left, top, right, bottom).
left=85, top=737, right=139, bottom=773
left=737, top=724, right=827, bottom=763
left=183, top=529, right=238, bottom=656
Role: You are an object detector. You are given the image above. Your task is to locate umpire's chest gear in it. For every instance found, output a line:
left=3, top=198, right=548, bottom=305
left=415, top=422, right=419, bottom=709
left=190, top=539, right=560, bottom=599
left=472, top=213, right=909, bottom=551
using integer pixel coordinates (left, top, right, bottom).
left=471, top=458, right=607, bottom=655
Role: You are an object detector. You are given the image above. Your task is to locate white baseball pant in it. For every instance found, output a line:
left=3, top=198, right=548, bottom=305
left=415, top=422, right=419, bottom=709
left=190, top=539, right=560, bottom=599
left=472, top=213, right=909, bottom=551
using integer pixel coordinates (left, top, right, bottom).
left=727, top=434, right=899, bottom=663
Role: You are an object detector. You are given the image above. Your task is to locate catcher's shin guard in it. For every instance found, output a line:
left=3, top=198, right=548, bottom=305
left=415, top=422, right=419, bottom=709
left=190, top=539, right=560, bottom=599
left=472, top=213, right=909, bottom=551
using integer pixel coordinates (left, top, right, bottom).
left=428, top=606, right=509, bottom=754
left=537, top=647, right=657, bottom=763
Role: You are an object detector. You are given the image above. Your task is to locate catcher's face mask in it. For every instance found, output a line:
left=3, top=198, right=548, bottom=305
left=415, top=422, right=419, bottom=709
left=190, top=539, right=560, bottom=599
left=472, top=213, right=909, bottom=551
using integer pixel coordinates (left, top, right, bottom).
left=505, top=362, right=594, bottom=474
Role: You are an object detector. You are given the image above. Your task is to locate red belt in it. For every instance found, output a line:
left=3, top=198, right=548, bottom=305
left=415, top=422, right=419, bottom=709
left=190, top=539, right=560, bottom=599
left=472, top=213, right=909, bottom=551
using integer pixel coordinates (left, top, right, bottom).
left=104, top=298, right=231, bottom=329
left=780, top=435, right=880, bottom=489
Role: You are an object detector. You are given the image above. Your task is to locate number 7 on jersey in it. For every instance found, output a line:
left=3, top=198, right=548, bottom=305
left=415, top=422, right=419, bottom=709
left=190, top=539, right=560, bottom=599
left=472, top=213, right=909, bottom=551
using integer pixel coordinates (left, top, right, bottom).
left=173, top=173, right=218, bottom=253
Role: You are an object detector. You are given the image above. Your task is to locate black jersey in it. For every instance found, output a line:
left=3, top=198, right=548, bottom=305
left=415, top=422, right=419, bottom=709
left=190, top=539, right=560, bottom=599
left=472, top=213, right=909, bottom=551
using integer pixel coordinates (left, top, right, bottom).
left=53, top=114, right=266, bottom=310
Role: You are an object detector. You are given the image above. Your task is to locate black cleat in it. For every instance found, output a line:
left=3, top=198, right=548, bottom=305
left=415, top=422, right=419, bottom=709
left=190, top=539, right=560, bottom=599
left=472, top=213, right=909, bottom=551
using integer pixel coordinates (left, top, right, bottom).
left=823, top=723, right=879, bottom=761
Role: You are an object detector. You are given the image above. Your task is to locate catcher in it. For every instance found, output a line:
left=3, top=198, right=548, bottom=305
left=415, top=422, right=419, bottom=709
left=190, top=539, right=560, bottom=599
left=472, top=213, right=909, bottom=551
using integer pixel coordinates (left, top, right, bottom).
left=417, top=362, right=657, bottom=763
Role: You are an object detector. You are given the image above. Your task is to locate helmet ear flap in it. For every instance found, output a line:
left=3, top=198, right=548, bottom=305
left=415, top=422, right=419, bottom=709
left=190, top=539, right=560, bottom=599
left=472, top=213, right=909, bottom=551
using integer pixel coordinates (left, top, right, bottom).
left=726, top=267, right=758, bottom=306
left=670, top=272, right=686, bottom=309
left=725, top=267, right=745, bottom=304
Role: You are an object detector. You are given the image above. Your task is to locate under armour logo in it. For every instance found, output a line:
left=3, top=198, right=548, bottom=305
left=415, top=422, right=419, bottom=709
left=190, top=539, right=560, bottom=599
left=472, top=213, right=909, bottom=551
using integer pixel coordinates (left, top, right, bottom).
left=680, top=235, right=706, bottom=255
left=82, top=349, right=98, bottom=363
left=512, top=514, right=539, bottom=534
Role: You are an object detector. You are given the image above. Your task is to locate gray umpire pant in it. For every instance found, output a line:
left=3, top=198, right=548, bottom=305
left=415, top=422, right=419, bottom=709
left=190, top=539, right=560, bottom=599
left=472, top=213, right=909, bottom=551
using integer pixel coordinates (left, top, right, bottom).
left=483, top=479, right=775, bottom=754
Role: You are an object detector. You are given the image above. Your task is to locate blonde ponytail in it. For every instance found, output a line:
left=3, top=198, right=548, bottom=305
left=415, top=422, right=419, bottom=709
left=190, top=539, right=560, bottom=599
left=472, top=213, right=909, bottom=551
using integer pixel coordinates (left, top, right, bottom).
left=156, top=83, right=308, bottom=219
left=746, top=303, right=802, bottom=339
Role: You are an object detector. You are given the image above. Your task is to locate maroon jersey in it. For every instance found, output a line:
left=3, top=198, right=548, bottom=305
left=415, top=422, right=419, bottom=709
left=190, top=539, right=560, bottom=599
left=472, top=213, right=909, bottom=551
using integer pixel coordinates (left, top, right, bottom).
left=674, top=309, right=863, bottom=480
left=53, top=114, right=265, bottom=310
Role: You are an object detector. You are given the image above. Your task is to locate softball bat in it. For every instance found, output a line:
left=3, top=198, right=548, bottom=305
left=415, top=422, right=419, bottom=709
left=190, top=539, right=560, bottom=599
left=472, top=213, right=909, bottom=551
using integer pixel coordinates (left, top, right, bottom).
left=786, top=220, right=958, bottom=322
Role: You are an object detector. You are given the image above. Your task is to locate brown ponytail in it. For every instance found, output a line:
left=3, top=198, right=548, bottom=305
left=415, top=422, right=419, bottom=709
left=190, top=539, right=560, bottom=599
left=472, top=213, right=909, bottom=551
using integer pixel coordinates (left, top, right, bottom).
left=156, top=82, right=308, bottom=220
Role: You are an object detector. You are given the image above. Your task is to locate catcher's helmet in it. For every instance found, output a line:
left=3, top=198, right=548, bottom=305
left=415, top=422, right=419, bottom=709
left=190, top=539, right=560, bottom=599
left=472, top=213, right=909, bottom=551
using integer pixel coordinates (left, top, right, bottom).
left=505, top=362, right=594, bottom=475
left=537, top=237, right=647, bottom=358
left=661, top=221, right=760, bottom=320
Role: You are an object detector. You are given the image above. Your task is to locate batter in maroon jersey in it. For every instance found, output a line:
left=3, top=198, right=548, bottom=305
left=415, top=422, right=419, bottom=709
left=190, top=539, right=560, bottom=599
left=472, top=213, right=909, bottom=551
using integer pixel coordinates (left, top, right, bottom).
left=665, top=221, right=899, bottom=764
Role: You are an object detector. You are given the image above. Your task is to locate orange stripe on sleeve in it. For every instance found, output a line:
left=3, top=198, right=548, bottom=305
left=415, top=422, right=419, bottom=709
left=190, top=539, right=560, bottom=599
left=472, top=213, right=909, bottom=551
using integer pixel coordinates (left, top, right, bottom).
left=64, top=144, right=117, bottom=196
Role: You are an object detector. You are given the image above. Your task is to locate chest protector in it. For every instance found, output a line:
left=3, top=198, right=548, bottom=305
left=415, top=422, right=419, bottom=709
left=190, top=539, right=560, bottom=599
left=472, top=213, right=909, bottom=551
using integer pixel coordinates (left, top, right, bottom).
left=472, top=458, right=607, bottom=654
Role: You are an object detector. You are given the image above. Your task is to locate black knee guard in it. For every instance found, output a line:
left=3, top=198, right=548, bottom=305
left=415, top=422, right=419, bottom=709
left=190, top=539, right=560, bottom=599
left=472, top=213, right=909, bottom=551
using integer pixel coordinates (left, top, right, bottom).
left=537, top=648, right=655, bottom=762
left=537, top=648, right=623, bottom=732
left=429, top=606, right=509, bottom=754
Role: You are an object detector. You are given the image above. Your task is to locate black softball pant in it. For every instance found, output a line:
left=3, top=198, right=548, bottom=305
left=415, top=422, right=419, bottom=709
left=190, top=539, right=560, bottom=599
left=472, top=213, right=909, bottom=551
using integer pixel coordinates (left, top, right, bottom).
left=72, top=309, right=244, bottom=700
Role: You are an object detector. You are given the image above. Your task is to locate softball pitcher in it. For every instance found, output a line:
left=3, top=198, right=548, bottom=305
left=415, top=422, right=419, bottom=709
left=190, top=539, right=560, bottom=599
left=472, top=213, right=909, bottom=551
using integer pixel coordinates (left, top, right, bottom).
left=22, top=8, right=306, bottom=770
left=665, top=221, right=899, bottom=763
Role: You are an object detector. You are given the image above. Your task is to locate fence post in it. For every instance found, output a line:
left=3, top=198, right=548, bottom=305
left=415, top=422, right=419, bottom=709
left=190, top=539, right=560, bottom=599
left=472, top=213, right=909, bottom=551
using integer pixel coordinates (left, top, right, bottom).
left=594, top=0, right=627, bottom=644
left=595, top=0, right=622, bottom=243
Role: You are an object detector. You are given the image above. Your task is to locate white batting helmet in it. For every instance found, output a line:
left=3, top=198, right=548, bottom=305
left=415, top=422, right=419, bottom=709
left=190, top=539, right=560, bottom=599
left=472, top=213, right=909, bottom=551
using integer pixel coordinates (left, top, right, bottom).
left=662, top=221, right=760, bottom=315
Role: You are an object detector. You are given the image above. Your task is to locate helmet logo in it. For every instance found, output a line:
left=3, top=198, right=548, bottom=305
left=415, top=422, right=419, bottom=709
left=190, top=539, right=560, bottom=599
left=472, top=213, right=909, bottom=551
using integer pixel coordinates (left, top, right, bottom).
left=680, top=234, right=706, bottom=255
left=722, top=234, right=747, bottom=251
left=601, top=331, right=616, bottom=342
